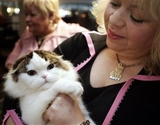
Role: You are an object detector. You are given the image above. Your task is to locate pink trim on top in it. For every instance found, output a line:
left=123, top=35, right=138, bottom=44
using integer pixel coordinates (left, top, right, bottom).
left=102, top=75, right=160, bottom=125
left=134, top=75, right=160, bottom=81
left=75, top=32, right=96, bottom=72
left=73, top=32, right=160, bottom=125
left=2, top=109, right=24, bottom=125
left=72, top=32, right=160, bottom=125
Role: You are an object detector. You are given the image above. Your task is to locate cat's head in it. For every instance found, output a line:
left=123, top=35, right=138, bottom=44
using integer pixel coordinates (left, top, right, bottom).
left=6, top=50, right=75, bottom=90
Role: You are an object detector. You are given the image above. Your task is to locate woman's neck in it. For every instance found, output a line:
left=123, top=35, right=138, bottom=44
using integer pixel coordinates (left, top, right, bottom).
left=108, top=48, right=148, bottom=65
left=36, top=23, right=57, bottom=39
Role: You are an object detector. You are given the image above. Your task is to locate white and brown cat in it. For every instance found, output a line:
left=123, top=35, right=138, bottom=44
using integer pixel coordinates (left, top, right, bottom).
left=3, top=50, right=95, bottom=125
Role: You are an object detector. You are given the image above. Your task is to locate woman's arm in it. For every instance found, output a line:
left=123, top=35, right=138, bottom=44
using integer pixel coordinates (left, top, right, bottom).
left=5, top=28, right=29, bottom=69
left=5, top=39, right=22, bottom=69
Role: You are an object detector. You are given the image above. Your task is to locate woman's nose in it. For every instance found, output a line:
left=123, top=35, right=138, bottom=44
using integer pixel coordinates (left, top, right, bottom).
left=109, top=8, right=126, bottom=27
left=25, top=15, right=30, bottom=22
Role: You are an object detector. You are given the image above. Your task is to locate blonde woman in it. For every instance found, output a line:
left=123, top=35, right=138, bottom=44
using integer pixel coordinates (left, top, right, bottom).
left=5, top=0, right=89, bottom=70
left=44, top=0, right=160, bottom=124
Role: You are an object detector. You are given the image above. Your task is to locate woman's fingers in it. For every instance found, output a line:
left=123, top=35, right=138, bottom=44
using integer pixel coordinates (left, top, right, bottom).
left=43, top=93, right=85, bottom=125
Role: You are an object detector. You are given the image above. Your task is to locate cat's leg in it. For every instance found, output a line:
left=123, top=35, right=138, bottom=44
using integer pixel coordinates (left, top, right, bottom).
left=21, top=105, right=45, bottom=125
left=20, top=95, right=51, bottom=125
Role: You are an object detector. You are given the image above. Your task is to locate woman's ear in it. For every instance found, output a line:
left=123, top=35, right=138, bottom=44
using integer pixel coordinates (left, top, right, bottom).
left=49, top=12, right=54, bottom=20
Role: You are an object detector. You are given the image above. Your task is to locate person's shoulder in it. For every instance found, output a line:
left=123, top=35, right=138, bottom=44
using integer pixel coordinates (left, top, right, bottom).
left=85, top=31, right=107, bottom=51
left=69, top=31, right=106, bottom=43
left=86, top=31, right=106, bottom=37
left=83, top=31, right=106, bottom=43
left=56, top=31, right=106, bottom=48
left=54, top=31, right=106, bottom=63
left=61, top=32, right=87, bottom=44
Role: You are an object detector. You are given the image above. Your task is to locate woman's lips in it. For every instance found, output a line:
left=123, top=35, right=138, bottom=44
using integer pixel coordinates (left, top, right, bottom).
left=108, top=29, right=124, bottom=40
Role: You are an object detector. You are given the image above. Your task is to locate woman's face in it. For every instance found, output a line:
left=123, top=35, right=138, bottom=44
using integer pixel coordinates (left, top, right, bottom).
left=25, top=5, right=52, bottom=37
left=104, top=0, right=158, bottom=57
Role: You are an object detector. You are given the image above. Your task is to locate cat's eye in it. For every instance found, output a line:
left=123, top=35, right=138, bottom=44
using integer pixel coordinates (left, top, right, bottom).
left=47, top=64, right=54, bottom=70
left=27, top=70, right=37, bottom=76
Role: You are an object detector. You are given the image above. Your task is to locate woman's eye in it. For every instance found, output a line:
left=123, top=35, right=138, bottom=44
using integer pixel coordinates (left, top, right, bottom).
left=47, top=64, right=54, bottom=70
left=25, top=12, right=35, bottom=17
left=130, top=14, right=144, bottom=24
left=27, top=70, right=37, bottom=76
left=30, top=13, right=36, bottom=17
left=110, top=1, right=120, bottom=8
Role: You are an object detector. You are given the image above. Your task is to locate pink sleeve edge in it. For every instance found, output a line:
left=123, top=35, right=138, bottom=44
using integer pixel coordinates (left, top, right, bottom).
left=2, top=109, right=23, bottom=125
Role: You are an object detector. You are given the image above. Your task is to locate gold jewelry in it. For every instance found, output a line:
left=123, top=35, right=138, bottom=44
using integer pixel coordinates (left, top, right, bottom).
left=52, top=23, right=57, bottom=31
left=109, top=54, right=143, bottom=81
left=36, top=36, right=44, bottom=48
left=49, top=20, right=57, bottom=31
left=49, top=20, right=53, bottom=25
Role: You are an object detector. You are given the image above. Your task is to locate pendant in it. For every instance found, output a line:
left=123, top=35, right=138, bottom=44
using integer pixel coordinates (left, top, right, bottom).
left=109, top=63, right=125, bottom=81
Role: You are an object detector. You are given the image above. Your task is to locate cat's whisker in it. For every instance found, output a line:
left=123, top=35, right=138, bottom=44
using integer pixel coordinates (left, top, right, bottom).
left=20, top=87, right=31, bottom=96
left=30, top=82, right=44, bottom=88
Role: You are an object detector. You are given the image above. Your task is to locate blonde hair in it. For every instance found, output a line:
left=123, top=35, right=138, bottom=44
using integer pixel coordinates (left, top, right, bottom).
left=91, top=0, right=110, bottom=33
left=92, top=0, right=160, bottom=75
left=137, top=0, right=160, bottom=75
left=23, top=0, right=61, bottom=24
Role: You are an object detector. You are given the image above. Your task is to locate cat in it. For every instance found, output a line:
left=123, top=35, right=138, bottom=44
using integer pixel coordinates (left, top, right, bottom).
left=3, top=50, right=95, bottom=125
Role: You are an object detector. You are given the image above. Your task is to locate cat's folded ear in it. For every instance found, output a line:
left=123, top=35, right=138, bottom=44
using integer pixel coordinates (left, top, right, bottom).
left=12, top=52, right=33, bottom=70
left=12, top=56, right=26, bottom=69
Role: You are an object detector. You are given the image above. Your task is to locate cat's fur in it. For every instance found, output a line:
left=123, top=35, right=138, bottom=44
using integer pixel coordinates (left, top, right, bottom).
left=3, top=50, right=95, bottom=125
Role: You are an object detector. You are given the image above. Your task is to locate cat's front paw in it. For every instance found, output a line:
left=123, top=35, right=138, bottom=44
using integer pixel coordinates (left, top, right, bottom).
left=55, top=79, right=84, bottom=97
left=65, top=81, right=83, bottom=97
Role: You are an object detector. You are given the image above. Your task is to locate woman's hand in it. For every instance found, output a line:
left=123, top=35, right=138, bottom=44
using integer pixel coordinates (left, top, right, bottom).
left=43, top=93, right=85, bottom=125
left=6, top=64, right=12, bottom=70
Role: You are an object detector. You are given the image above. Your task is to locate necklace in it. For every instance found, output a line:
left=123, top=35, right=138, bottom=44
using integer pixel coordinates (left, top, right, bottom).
left=36, top=37, right=44, bottom=48
left=109, top=54, right=143, bottom=81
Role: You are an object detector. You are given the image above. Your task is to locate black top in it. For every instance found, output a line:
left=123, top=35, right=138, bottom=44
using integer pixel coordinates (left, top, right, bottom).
left=3, top=32, right=160, bottom=125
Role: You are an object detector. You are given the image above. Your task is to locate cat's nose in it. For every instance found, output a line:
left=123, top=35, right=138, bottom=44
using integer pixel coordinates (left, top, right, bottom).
left=42, top=75, right=47, bottom=79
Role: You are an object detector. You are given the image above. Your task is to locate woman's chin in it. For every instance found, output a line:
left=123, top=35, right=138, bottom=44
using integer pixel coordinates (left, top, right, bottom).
left=28, top=27, right=36, bottom=33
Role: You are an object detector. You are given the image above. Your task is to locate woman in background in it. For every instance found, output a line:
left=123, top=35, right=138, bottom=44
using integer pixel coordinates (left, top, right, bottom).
left=5, top=0, right=89, bottom=69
